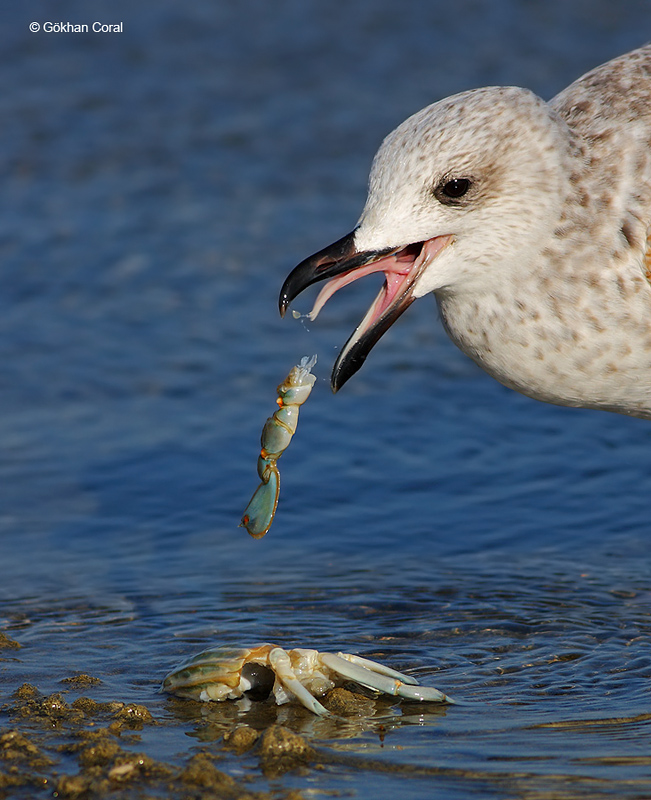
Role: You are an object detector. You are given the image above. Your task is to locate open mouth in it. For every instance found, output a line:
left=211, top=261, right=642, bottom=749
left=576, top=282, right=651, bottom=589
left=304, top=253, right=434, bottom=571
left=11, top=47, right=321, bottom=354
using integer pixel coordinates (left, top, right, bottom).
left=279, top=232, right=452, bottom=391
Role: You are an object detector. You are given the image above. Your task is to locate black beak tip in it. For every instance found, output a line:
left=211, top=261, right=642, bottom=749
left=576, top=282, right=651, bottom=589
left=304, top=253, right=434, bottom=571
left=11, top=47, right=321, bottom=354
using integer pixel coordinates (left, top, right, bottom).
left=278, top=277, right=295, bottom=318
left=278, top=230, right=359, bottom=320
left=330, top=346, right=366, bottom=394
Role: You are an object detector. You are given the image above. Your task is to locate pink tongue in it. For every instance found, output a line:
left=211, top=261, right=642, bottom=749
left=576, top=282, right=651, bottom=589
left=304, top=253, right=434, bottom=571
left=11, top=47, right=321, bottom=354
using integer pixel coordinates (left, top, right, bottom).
left=303, top=235, right=452, bottom=324
left=306, top=252, right=413, bottom=321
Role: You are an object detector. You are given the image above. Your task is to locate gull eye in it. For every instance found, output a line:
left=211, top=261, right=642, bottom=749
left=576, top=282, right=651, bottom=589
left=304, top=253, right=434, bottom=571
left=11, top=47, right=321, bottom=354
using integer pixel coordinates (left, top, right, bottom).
left=443, top=178, right=470, bottom=197
left=443, top=178, right=471, bottom=198
left=434, top=177, right=473, bottom=205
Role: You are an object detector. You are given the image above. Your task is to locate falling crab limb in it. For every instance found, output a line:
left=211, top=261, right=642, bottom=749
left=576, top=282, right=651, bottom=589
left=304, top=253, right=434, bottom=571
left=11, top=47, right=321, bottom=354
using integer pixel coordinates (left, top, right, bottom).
left=240, top=469, right=280, bottom=539
left=239, top=356, right=317, bottom=538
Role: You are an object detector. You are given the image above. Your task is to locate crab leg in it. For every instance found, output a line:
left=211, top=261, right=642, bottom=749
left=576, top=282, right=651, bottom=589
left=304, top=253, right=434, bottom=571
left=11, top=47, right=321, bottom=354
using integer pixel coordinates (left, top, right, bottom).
left=320, top=653, right=453, bottom=703
left=335, top=652, right=419, bottom=685
left=268, top=648, right=332, bottom=717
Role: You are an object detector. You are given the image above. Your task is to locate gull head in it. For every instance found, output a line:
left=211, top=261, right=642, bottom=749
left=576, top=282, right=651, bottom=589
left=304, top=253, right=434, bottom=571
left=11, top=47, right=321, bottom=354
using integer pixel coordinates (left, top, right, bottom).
left=280, top=86, right=576, bottom=391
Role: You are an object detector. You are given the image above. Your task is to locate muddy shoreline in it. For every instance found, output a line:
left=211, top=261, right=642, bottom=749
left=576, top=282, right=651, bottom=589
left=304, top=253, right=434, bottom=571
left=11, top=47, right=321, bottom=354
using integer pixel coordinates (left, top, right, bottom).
left=2, top=629, right=423, bottom=800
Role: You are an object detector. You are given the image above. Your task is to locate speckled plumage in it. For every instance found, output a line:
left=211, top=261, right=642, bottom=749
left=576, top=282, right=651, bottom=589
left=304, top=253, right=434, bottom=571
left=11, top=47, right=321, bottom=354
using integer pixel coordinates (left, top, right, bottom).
left=353, top=45, right=651, bottom=417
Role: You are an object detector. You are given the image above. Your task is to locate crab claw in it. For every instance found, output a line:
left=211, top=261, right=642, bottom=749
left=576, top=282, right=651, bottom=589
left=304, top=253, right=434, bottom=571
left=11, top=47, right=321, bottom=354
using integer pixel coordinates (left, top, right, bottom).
left=322, top=653, right=454, bottom=703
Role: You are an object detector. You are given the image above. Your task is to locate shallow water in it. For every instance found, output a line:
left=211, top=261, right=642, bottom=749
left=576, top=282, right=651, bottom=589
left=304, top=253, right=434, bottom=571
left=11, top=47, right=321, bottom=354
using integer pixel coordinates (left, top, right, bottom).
left=2, top=1, right=651, bottom=797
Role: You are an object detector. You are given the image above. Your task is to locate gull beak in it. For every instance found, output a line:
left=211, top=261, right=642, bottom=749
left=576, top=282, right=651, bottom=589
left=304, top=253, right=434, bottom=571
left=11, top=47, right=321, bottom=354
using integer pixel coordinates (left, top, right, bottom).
left=279, top=230, right=452, bottom=392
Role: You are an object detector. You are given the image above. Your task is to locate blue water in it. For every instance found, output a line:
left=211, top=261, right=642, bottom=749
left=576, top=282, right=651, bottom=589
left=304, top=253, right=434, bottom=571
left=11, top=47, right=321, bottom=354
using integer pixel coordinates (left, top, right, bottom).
left=1, top=1, right=651, bottom=797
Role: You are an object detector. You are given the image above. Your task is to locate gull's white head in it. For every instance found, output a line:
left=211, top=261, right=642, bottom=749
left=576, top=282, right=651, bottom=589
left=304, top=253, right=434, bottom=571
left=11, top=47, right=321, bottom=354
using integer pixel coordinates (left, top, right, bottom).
left=356, top=86, right=574, bottom=297
left=280, top=86, right=576, bottom=390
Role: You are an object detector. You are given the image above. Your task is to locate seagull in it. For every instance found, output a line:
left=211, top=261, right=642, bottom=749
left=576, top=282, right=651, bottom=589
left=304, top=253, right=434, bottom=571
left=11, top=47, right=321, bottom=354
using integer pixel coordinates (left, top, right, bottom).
left=279, top=44, right=651, bottom=420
